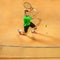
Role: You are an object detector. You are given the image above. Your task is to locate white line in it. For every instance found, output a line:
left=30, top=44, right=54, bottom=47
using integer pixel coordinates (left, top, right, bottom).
left=0, top=43, right=60, bottom=48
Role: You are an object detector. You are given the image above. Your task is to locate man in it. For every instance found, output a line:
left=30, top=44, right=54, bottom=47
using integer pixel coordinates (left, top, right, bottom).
left=18, top=10, right=37, bottom=35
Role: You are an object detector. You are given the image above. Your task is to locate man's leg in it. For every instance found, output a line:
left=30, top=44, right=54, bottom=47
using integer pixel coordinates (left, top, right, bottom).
left=18, top=26, right=29, bottom=35
left=24, top=26, right=29, bottom=35
left=30, top=22, right=37, bottom=33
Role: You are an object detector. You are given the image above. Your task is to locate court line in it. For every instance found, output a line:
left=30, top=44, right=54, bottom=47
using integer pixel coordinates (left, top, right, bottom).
left=0, top=57, right=60, bottom=59
left=0, top=43, right=60, bottom=48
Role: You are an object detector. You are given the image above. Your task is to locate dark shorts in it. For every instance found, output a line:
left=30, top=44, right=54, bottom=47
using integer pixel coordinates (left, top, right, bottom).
left=24, top=22, right=36, bottom=33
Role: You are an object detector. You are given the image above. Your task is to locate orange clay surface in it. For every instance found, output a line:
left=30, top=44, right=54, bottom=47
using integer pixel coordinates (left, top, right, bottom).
left=0, top=0, right=60, bottom=59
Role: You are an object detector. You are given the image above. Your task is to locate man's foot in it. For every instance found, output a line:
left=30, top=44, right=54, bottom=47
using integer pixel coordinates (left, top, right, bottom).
left=18, top=29, right=24, bottom=35
left=31, top=30, right=38, bottom=34
left=18, top=29, right=27, bottom=36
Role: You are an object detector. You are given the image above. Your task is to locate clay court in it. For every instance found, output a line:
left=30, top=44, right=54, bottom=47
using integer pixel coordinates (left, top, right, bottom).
left=0, top=0, right=60, bottom=60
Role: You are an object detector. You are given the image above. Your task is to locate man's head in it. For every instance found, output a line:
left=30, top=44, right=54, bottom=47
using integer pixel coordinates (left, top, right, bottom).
left=24, top=10, right=29, bottom=16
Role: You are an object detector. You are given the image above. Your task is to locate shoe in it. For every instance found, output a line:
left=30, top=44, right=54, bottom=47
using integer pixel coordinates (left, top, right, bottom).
left=18, top=29, right=26, bottom=35
left=31, top=30, right=38, bottom=34
left=18, top=29, right=24, bottom=35
left=18, top=29, right=22, bottom=35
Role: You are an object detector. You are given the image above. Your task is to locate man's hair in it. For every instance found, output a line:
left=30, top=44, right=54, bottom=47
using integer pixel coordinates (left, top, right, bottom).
left=24, top=10, right=29, bottom=14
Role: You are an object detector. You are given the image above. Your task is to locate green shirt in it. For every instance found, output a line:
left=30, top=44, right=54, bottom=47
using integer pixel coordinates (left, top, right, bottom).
left=24, top=16, right=32, bottom=26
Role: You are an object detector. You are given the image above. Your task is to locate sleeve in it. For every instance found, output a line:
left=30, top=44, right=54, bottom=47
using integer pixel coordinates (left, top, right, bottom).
left=30, top=16, right=33, bottom=20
